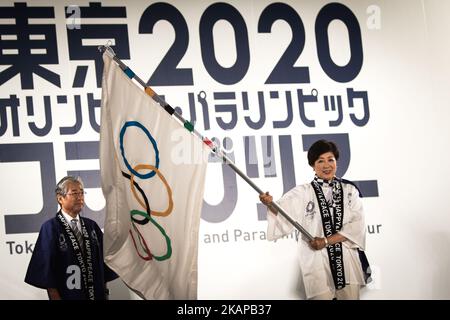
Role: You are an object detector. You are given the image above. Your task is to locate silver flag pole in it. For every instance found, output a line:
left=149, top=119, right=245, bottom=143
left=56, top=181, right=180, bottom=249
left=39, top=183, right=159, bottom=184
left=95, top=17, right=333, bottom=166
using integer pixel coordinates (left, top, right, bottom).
left=98, top=44, right=314, bottom=242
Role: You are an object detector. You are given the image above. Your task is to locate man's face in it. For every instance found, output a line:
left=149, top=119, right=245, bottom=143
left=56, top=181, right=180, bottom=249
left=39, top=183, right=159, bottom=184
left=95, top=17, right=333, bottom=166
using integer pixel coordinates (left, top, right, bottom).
left=313, top=151, right=337, bottom=181
left=58, top=182, right=85, bottom=215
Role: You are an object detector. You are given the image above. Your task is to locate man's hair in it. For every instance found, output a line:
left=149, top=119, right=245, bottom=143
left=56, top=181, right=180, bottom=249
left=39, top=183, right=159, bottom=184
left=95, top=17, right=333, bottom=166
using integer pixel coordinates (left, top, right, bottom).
left=55, top=176, right=84, bottom=197
left=307, top=140, right=340, bottom=166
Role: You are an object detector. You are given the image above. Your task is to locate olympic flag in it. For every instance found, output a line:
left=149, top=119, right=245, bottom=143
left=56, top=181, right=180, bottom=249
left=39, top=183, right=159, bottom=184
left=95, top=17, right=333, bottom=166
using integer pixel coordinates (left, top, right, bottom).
left=99, top=53, right=209, bottom=299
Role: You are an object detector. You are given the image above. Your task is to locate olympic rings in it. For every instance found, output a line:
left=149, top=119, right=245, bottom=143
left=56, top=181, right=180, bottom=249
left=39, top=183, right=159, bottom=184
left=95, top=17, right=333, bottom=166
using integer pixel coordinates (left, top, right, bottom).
left=122, top=171, right=151, bottom=225
left=119, top=121, right=159, bottom=179
left=129, top=225, right=152, bottom=261
left=130, top=164, right=173, bottom=217
left=130, top=210, right=172, bottom=261
left=119, top=121, right=174, bottom=262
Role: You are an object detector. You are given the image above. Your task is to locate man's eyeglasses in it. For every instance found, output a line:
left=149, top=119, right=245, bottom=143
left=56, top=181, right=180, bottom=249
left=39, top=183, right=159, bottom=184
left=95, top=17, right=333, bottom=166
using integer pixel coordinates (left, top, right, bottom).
left=66, top=191, right=86, bottom=198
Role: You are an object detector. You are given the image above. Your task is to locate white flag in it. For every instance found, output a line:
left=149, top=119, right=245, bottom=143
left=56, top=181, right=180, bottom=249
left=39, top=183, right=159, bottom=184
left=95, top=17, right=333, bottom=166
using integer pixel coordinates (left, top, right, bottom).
left=99, top=53, right=208, bottom=299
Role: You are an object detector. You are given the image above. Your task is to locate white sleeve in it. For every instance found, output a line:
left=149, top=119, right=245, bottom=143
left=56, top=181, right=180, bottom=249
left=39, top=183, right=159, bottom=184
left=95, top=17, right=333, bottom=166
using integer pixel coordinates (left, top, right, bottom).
left=267, top=187, right=304, bottom=241
left=338, top=185, right=366, bottom=250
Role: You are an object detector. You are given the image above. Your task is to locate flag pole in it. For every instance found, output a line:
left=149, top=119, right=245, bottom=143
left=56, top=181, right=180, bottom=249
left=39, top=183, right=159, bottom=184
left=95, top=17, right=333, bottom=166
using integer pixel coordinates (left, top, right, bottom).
left=98, top=45, right=314, bottom=242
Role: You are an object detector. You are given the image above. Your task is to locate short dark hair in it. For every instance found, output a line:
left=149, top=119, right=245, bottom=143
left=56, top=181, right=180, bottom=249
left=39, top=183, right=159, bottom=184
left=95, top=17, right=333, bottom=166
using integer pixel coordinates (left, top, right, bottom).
left=307, top=140, right=339, bottom=166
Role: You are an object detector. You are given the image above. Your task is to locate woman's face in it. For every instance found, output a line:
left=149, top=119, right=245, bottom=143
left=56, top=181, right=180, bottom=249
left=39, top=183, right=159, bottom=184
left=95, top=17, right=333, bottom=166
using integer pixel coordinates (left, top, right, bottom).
left=313, top=151, right=337, bottom=180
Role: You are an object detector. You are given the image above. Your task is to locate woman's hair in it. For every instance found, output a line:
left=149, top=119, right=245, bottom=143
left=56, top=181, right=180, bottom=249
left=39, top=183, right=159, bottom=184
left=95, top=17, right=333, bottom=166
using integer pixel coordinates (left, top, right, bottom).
left=55, top=176, right=84, bottom=197
left=307, top=140, right=339, bottom=166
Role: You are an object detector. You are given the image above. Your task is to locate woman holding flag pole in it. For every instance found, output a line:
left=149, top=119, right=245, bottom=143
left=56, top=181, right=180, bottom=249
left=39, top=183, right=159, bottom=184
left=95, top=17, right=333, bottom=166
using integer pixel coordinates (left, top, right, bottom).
left=260, top=140, right=370, bottom=300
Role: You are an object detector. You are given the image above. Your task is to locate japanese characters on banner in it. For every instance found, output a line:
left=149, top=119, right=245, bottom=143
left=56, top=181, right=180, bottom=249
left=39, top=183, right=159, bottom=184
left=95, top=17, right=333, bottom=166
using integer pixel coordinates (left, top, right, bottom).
left=1, top=0, right=450, bottom=299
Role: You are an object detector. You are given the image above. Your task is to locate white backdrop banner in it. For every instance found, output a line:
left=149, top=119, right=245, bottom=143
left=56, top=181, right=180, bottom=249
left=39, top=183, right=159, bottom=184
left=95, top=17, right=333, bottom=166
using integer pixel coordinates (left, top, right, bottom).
left=1, top=0, right=450, bottom=299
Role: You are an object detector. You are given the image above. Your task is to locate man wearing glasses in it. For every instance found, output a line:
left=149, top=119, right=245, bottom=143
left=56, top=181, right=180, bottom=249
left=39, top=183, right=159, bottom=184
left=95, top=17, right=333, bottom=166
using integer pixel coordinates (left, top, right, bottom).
left=25, top=176, right=118, bottom=300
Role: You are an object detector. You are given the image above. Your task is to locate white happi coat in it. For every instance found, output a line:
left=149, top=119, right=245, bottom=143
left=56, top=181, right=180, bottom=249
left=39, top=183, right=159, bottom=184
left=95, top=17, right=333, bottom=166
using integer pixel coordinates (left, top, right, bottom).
left=267, top=181, right=366, bottom=299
